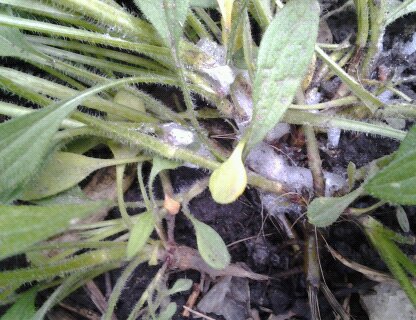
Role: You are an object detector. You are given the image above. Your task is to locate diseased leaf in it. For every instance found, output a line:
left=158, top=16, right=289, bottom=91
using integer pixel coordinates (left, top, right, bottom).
left=209, top=141, right=247, bottom=204
left=126, top=212, right=155, bottom=259
left=0, top=77, right=143, bottom=203
left=21, top=152, right=140, bottom=200
left=134, top=0, right=189, bottom=46
left=168, top=279, right=193, bottom=295
left=307, top=187, right=364, bottom=227
left=190, top=216, right=230, bottom=270
left=0, top=288, right=37, bottom=320
left=246, top=0, right=319, bottom=150
left=0, top=202, right=105, bottom=259
left=365, top=125, right=416, bottom=204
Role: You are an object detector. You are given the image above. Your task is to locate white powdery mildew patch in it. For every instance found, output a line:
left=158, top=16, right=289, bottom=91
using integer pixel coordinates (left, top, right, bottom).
left=196, top=38, right=236, bottom=95
left=246, top=143, right=346, bottom=196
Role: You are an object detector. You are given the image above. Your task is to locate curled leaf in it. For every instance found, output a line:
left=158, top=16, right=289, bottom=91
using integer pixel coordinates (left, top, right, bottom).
left=209, top=141, right=247, bottom=204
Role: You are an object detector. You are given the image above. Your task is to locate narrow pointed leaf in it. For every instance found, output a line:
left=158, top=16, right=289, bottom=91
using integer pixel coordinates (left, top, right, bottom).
left=134, top=0, right=189, bottom=46
left=0, top=77, right=143, bottom=203
left=190, top=217, right=230, bottom=269
left=246, top=0, right=319, bottom=150
left=21, top=152, right=140, bottom=200
left=0, top=202, right=105, bottom=259
left=126, top=212, right=155, bottom=259
left=308, top=187, right=364, bottom=227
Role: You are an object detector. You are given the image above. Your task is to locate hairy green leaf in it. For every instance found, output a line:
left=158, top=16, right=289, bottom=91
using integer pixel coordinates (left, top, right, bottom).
left=126, top=212, right=155, bottom=259
left=0, top=77, right=144, bottom=203
left=190, top=0, right=217, bottom=7
left=0, top=202, right=105, bottom=260
left=307, top=187, right=364, bottom=227
left=0, top=248, right=125, bottom=287
left=246, top=0, right=319, bottom=150
left=157, top=302, right=177, bottom=320
left=21, top=152, right=140, bottom=200
left=190, top=216, right=230, bottom=270
left=0, top=288, right=37, bottom=320
left=134, top=0, right=189, bottom=46
left=365, top=125, right=416, bottom=204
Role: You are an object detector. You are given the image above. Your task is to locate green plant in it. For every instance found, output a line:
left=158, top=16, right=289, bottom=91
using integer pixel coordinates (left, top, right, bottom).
left=0, top=0, right=415, bottom=318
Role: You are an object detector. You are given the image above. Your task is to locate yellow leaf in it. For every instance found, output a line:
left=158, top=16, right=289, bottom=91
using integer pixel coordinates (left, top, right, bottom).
left=209, top=140, right=247, bottom=204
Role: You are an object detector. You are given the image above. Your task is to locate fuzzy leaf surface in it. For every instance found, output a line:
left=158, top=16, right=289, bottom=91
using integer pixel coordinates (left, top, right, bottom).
left=386, top=0, right=416, bottom=25
left=247, top=0, right=319, bottom=150
left=0, top=202, right=105, bottom=259
left=190, top=217, right=230, bottom=270
left=0, top=77, right=143, bottom=203
left=126, top=211, right=155, bottom=259
left=134, top=0, right=189, bottom=46
left=365, top=125, right=416, bottom=204
left=308, top=187, right=363, bottom=227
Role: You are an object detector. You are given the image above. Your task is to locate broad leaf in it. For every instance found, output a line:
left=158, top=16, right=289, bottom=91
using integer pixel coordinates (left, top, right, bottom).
left=365, top=125, right=416, bottom=204
left=190, top=216, right=230, bottom=270
left=21, top=152, right=140, bottom=200
left=307, top=187, right=364, bottom=227
left=134, top=0, right=189, bottom=46
left=0, top=288, right=37, bottom=320
left=396, top=206, right=410, bottom=233
left=246, top=0, right=319, bottom=150
left=190, top=0, right=217, bottom=7
left=126, top=212, right=155, bottom=259
left=157, top=302, right=177, bottom=320
left=209, top=140, right=247, bottom=204
left=0, top=202, right=105, bottom=259
left=0, top=77, right=143, bottom=203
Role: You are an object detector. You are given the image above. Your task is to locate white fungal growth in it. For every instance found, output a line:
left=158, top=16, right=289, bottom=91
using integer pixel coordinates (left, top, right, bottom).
left=161, top=123, right=195, bottom=146
left=196, top=38, right=236, bottom=95
left=327, top=127, right=341, bottom=149
left=246, top=143, right=347, bottom=196
left=402, top=32, right=416, bottom=56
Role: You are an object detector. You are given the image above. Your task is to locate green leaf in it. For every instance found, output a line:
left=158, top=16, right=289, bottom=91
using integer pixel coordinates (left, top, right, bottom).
left=209, top=141, right=247, bottom=204
left=307, top=187, right=364, bottom=227
left=0, top=25, right=41, bottom=59
left=0, top=288, right=37, bottom=320
left=396, top=206, right=410, bottom=233
left=134, top=0, right=189, bottom=46
left=0, top=76, right=144, bottom=203
left=190, top=0, right=217, bottom=7
left=365, top=126, right=416, bottom=204
left=21, top=152, right=139, bottom=200
left=168, top=278, right=193, bottom=295
left=385, top=0, right=416, bottom=25
left=189, top=216, right=230, bottom=270
left=246, top=0, right=319, bottom=150
left=149, top=157, right=181, bottom=188
left=0, top=202, right=105, bottom=260
left=126, top=212, right=155, bottom=259
left=157, top=302, right=177, bottom=320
